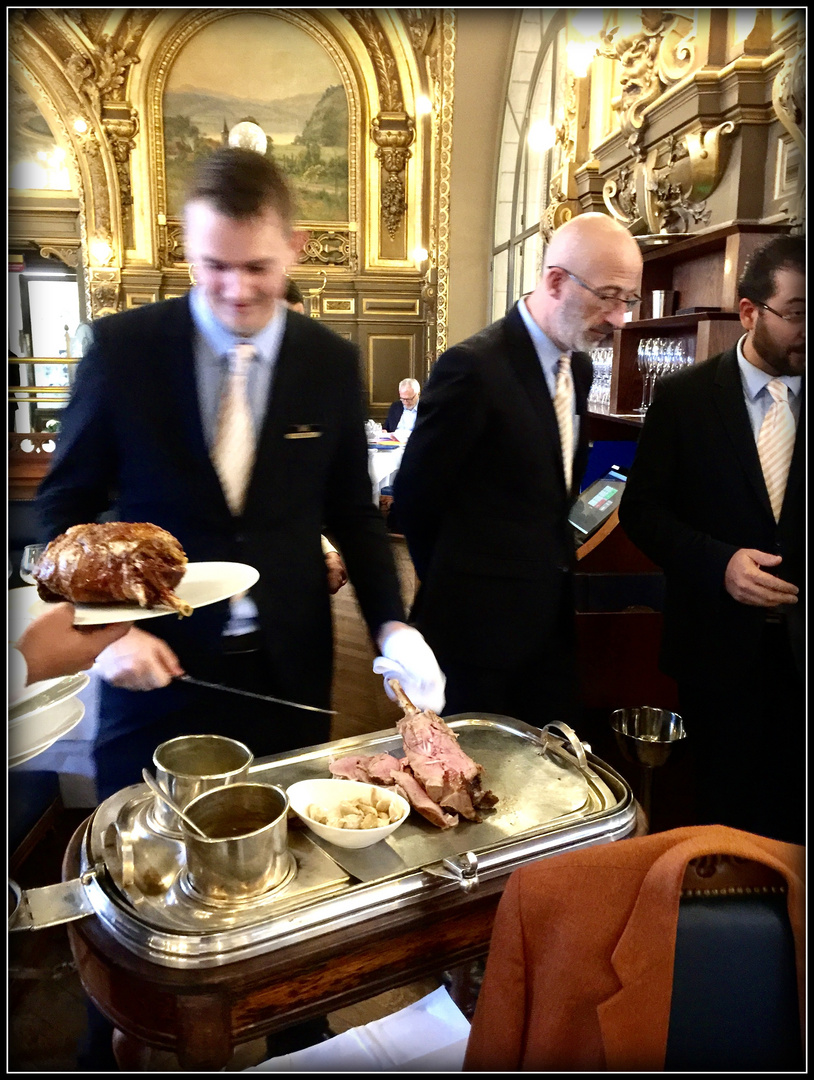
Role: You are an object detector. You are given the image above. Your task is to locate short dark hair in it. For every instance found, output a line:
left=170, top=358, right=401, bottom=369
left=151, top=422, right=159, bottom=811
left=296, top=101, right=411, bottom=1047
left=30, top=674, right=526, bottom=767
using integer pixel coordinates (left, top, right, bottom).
left=185, top=147, right=296, bottom=226
left=284, top=278, right=304, bottom=306
left=738, top=234, right=805, bottom=303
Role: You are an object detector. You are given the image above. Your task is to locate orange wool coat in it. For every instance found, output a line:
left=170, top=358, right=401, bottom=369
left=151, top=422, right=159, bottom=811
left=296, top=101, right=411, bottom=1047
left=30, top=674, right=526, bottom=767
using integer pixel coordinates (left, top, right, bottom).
left=464, top=825, right=805, bottom=1071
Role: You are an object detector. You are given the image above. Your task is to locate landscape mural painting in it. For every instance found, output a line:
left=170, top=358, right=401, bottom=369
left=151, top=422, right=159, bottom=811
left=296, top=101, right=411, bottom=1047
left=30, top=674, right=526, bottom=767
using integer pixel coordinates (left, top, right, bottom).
left=163, top=12, right=349, bottom=221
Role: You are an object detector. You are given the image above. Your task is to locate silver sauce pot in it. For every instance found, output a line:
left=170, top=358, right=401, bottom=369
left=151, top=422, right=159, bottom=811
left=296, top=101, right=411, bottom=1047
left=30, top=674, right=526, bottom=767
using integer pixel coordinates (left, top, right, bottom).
left=181, top=782, right=291, bottom=903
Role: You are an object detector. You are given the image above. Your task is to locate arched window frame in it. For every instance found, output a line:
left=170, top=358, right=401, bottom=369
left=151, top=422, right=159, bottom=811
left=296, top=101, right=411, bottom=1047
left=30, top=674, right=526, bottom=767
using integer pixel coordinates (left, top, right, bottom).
left=492, top=11, right=568, bottom=321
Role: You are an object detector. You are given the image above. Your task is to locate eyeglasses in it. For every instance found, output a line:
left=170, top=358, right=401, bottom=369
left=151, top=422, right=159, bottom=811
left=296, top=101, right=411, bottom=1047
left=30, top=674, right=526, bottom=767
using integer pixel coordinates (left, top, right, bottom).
left=549, top=266, right=641, bottom=311
left=757, top=302, right=806, bottom=325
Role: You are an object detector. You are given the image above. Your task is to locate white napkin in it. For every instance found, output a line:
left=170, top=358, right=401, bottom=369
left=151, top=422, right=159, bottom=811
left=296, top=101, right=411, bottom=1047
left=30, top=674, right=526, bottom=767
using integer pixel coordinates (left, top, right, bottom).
left=246, top=986, right=470, bottom=1072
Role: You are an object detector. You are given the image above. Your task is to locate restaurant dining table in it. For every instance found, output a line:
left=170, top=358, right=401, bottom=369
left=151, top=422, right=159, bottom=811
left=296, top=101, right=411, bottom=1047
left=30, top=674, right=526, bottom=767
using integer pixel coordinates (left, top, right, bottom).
left=48, top=723, right=644, bottom=1070
left=367, top=439, right=405, bottom=502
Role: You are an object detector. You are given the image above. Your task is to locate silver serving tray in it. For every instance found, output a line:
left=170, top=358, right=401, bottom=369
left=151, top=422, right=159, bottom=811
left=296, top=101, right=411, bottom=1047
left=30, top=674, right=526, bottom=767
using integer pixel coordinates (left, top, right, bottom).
left=12, top=717, right=637, bottom=969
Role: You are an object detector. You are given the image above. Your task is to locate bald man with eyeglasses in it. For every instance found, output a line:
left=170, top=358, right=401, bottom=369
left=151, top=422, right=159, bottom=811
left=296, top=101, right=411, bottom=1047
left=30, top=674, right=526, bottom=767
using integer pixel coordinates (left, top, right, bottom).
left=395, top=212, right=643, bottom=727
left=620, top=234, right=805, bottom=844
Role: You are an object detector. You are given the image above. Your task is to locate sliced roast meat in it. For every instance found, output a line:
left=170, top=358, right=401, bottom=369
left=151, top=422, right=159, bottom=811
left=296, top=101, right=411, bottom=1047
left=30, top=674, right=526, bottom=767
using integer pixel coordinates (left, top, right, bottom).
left=329, top=752, right=403, bottom=784
left=391, top=768, right=459, bottom=830
left=326, top=682, right=498, bottom=830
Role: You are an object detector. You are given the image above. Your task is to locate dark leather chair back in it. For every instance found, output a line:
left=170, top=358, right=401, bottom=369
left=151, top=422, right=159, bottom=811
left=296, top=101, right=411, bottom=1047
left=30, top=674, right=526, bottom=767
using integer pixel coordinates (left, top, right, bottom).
left=666, top=857, right=803, bottom=1070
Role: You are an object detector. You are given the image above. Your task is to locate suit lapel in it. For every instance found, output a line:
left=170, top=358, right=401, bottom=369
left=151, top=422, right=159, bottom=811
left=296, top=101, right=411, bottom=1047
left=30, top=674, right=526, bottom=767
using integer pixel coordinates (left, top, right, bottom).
left=159, top=298, right=210, bottom=456
left=504, top=305, right=566, bottom=477
left=242, top=313, right=307, bottom=509
left=712, top=350, right=775, bottom=519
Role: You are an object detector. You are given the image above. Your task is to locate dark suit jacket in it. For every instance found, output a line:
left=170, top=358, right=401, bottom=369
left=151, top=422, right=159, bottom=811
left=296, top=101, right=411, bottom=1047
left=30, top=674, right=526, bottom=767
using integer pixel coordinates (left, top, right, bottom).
left=619, top=346, right=805, bottom=683
left=383, top=400, right=403, bottom=432
left=464, top=825, right=805, bottom=1071
left=393, top=303, right=592, bottom=669
left=35, top=296, right=404, bottom=733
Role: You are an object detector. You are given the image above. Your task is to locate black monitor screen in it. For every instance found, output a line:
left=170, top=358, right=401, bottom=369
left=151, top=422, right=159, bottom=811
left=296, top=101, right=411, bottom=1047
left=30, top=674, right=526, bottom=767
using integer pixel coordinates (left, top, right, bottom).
left=569, top=467, right=627, bottom=541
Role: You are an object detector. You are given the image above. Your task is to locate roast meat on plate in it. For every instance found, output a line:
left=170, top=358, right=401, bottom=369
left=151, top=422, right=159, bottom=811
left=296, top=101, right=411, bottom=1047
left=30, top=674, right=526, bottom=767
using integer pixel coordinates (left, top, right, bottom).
left=34, top=521, right=192, bottom=616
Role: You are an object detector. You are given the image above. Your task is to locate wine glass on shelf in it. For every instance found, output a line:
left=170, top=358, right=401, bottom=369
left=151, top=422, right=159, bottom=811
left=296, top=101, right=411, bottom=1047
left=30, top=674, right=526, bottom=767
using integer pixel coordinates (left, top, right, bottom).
left=19, top=543, right=47, bottom=586
left=636, top=339, right=652, bottom=413
left=647, top=338, right=666, bottom=408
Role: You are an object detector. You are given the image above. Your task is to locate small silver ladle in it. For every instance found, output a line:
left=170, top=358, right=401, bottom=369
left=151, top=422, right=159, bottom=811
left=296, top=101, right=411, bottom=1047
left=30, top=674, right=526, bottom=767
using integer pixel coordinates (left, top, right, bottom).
left=141, top=768, right=209, bottom=839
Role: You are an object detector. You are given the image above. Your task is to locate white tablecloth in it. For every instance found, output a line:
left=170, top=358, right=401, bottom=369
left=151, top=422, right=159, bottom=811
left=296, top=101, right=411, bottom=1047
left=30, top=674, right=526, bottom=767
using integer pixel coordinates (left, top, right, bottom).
left=368, top=444, right=405, bottom=502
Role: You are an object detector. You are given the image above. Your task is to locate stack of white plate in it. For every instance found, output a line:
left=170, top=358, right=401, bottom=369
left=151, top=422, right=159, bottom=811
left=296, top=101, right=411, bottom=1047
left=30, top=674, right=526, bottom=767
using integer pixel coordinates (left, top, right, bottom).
left=8, top=673, right=90, bottom=768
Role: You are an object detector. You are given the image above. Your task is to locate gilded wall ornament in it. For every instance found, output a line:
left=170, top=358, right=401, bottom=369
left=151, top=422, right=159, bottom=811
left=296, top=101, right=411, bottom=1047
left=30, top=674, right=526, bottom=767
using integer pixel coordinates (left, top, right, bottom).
left=772, top=31, right=806, bottom=225
left=340, top=9, right=404, bottom=110
left=299, top=231, right=353, bottom=267
left=372, top=114, right=416, bottom=238
left=603, top=122, right=737, bottom=235
left=103, top=109, right=140, bottom=208
left=599, top=10, right=696, bottom=159
left=39, top=245, right=81, bottom=269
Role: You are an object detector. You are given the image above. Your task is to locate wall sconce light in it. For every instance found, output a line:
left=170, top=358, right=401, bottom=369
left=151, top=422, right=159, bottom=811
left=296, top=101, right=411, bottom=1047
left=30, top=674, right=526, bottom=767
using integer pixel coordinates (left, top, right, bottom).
left=73, top=118, right=88, bottom=134
left=415, top=94, right=433, bottom=116
left=89, top=239, right=114, bottom=266
left=228, top=121, right=268, bottom=155
left=565, top=39, right=599, bottom=78
left=412, top=246, right=429, bottom=270
left=528, top=120, right=557, bottom=153
left=565, top=10, right=605, bottom=77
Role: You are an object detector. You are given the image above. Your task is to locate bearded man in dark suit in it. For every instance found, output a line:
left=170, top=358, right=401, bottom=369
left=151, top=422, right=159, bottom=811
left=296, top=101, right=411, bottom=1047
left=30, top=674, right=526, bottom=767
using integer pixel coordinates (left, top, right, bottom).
left=395, top=213, right=643, bottom=727
left=36, top=147, right=444, bottom=799
left=619, top=234, right=805, bottom=844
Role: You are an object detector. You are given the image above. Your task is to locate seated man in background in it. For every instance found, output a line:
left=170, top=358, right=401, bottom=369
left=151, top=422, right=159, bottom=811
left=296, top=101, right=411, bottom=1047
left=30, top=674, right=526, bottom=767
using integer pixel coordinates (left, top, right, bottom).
left=384, top=378, right=421, bottom=439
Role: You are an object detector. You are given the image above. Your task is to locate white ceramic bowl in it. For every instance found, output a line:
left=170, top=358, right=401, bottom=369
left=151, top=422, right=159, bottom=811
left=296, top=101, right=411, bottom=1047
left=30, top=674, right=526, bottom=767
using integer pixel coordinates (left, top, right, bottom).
left=286, top=778, right=410, bottom=849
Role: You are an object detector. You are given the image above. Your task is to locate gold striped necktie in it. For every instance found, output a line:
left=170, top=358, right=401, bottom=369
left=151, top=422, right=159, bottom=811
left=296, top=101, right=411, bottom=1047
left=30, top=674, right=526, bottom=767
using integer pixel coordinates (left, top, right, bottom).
left=212, top=342, right=256, bottom=515
left=756, top=378, right=795, bottom=522
left=554, top=354, right=574, bottom=491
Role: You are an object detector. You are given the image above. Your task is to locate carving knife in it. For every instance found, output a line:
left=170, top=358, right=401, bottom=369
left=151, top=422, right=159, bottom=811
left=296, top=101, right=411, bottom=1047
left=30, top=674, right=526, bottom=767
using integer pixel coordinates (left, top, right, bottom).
left=175, top=675, right=337, bottom=715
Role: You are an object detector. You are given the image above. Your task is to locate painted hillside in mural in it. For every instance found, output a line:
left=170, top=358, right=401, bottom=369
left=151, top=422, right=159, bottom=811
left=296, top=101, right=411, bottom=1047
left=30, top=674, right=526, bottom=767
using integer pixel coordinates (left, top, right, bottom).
left=162, top=13, right=349, bottom=221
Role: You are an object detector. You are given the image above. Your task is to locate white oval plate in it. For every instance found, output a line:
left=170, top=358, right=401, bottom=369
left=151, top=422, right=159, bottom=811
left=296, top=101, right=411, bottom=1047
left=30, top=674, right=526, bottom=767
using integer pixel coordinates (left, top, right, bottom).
left=8, top=696, right=86, bottom=768
left=9, top=672, right=90, bottom=720
left=17, top=562, right=260, bottom=627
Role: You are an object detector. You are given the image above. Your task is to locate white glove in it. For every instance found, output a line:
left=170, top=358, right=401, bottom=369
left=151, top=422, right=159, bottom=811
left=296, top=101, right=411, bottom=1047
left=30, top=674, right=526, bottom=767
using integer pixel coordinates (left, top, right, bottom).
left=373, top=626, right=446, bottom=714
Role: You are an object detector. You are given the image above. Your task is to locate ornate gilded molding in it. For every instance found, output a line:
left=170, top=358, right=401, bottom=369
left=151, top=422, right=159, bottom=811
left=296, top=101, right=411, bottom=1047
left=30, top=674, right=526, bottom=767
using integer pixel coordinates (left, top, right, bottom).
left=603, top=121, right=738, bottom=234
left=63, top=35, right=140, bottom=115
left=541, top=72, right=588, bottom=241
left=598, top=9, right=696, bottom=158
left=432, top=9, right=455, bottom=361
left=88, top=267, right=121, bottom=317
left=340, top=9, right=417, bottom=243
left=299, top=231, right=352, bottom=268
left=39, top=244, right=81, bottom=269
left=164, top=225, right=353, bottom=271
left=372, top=113, right=416, bottom=238
left=103, top=109, right=139, bottom=185
left=771, top=30, right=805, bottom=226
left=340, top=9, right=404, bottom=110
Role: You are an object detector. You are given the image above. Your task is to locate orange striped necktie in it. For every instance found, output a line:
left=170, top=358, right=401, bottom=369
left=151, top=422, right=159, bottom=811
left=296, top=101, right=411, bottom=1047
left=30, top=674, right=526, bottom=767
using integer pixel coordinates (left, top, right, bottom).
left=553, top=354, right=574, bottom=491
left=211, top=342, right=256, bottom=515
left=756, top=379, right=795, bottom=522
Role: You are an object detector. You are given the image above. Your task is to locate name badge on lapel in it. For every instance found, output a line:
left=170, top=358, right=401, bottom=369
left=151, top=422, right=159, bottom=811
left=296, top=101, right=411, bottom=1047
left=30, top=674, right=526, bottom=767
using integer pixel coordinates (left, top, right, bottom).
left=284, top=424, right=323, bottom=440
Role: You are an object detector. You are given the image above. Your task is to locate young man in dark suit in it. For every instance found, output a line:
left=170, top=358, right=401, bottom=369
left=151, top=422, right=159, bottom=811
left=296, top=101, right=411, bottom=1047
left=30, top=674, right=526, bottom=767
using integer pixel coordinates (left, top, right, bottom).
left=35, top=147, right=444, bottom=800
left=394, top=213, right=643, bottom=727
left=619, top=234, right=805, bottom=844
